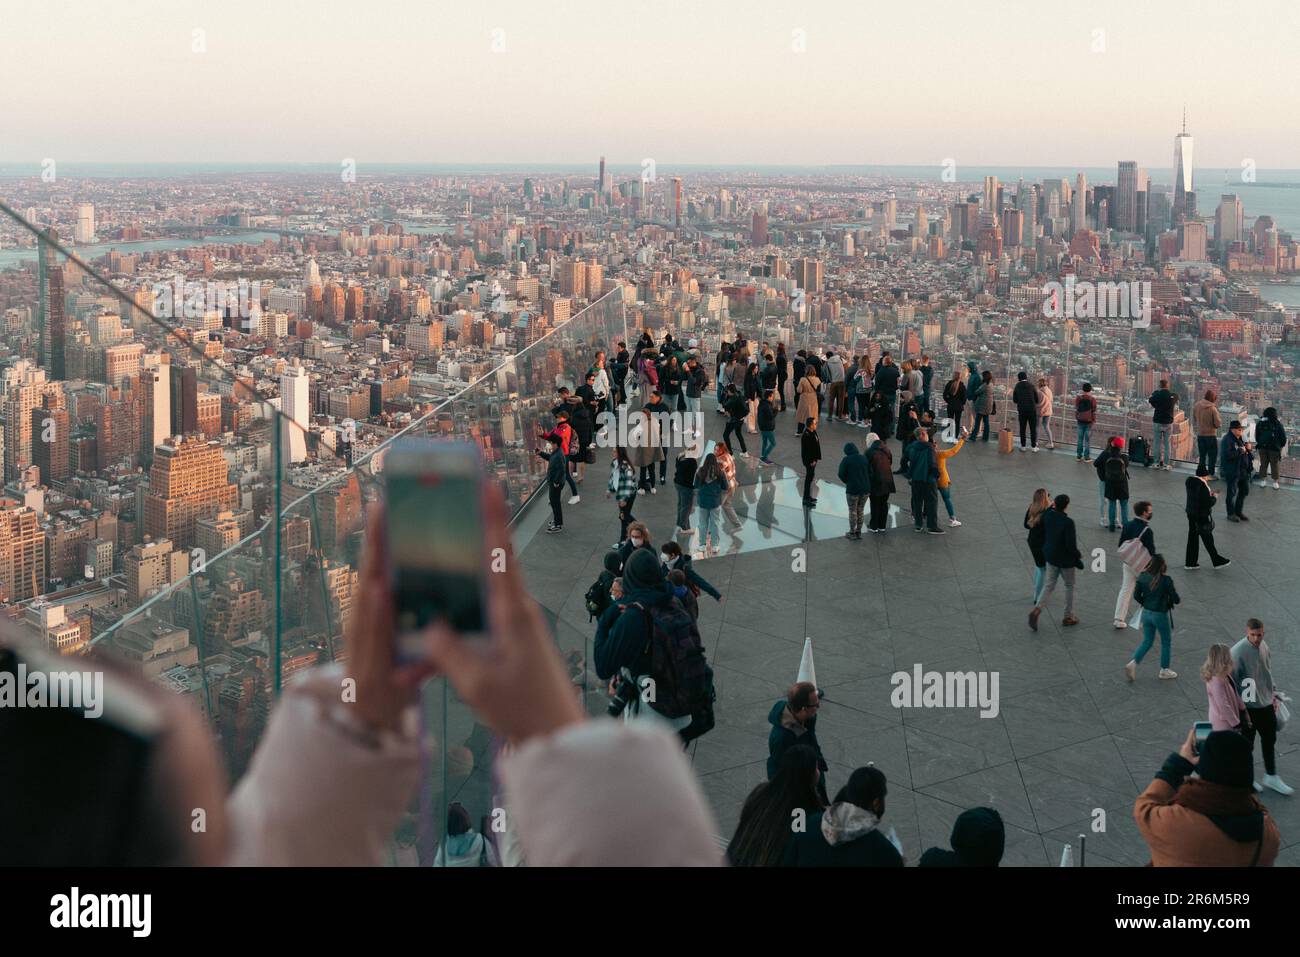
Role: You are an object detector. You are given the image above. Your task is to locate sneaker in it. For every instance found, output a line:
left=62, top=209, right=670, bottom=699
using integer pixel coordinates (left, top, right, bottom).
left=1028, top=607, right=1041, bottom=632
left=650, top=486, right=657, bottom=495
left=1183, top=563, right=1200, bottom=570
left=1158, top=668, right=1178, bottom=680
left=1031, top=447, right=1040, bottom=453
left=1062, top=615, right=1079, bottom=627
left=1227, top=514, right=1240, bottom=522
left=1076, top=456, right=1083, bottom=461
left=1264, top=775, right=1294, bottom=796
left=1212, top=558, right=1232, bottom=569
left=949, top=518, right=962, bottom=527
left=546, top=524, right=564, bottom=534
left=568, top=495, right=581, bottom=505
left=1099, top=518, right=1108, bottom=527
left=1238, top=515, right=1250, bottom=522
left=1274, top=481, right=1281, bottom=490
left=1125, top=660, right=1136, bottom=682
left=1019, top=446, right=1027, bottom=453
left=928, top=528, right=946, bottom=535
left=1253, top=782, right=1264, bottom=793
left=845, top=531, right=857, bottom=540
left=914, top=526, right=925, bottom=533
left=1258, top=480, right=1269, bottom=488
left=1113, top=619, right=1127, bottom=629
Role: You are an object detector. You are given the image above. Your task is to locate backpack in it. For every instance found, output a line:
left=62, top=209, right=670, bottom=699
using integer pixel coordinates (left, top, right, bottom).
left=1075, top=395, right=1095, bottom=423
left=585, top=573, right=613, bottom=620
left=1105, top=456, right=1125, bottom=481
left=632, top=600, right=715, bottom=735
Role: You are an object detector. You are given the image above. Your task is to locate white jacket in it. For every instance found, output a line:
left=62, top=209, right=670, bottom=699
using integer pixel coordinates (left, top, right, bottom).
left=227, top=666, right=721, bottom=867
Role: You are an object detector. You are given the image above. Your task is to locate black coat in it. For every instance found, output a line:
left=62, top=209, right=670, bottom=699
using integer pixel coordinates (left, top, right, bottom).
left=1024, top=508, right=1046, bottom=567
left=1185, top=476, right=1216, bottom=519
left=1012, top=379, right=1039, bottom=412
left=1041, top=508, right=1082, bottom=569
left=781, top=809, right=904, bottom=867
left=801, top=430, right=822, bottom=467
left=867, top=443, right=896, bottom=495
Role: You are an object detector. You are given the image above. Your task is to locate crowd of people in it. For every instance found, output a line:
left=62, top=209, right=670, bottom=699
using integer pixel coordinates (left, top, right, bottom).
left=5, top=329, right=1292, bottom=870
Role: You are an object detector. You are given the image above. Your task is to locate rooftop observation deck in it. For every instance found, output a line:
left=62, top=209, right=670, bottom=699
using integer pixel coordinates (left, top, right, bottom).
left=515, top=400, right=1300, bottom=866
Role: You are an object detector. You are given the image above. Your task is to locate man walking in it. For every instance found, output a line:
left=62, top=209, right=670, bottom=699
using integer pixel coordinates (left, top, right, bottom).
left=1232, top=620, right=1294, bottom=795
left=1029, top=494, right=1083, bottom=630
left=1184, top=465, right=1231, bottom=569
left=1148, top=379, right=1178, bottom=470
left=1114, top=501, right=1155, bottom=628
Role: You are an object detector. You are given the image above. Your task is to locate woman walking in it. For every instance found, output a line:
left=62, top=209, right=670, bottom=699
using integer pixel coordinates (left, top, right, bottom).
left=1124, top=555, right=1181, bottom=681
left=608, top=447, right=639, bottom=545
left=1203, top=644, right=1248, bottom=733
left=1024, top=488, right=1050, bottom=604
left=795, top=368, right=822, bottom=436
left=694, top=452, right=729, bottom=555
left=936, top=426, right=968, bottom=527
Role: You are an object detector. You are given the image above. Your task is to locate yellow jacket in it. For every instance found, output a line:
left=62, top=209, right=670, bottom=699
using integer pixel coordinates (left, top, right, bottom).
left=936, top=438, right=965, bottom=489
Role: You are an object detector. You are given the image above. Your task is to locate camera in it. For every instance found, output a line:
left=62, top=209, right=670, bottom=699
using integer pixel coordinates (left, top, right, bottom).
left=607, top=667, right=641, bottom=718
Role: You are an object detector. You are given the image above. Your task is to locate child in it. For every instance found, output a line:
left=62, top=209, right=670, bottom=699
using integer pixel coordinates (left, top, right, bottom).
left=667, top=569, right=700, bottom=621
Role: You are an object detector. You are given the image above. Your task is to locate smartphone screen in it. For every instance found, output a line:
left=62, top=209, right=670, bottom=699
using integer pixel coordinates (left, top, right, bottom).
left=1193, top=720, right=1213, bottom=755
left=384, top=439, right=488, bottom=657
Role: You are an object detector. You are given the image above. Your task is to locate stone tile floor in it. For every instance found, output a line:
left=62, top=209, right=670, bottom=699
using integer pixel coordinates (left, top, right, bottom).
left=514, top=406, right=1300, bottom=866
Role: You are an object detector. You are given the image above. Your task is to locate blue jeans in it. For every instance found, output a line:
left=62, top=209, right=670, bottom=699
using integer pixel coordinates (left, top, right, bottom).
left=1077, top=423, right=1092, bottom=458
left=1032, top=564, right=1046, bottom=603
left=760, top=430, right=776, bottom=460
left=974, top=413, right=991, bottom=440
left=1040, top=415, right=1053, bottom=447
left=939, top=485, right=955, bottom=519
left=675, top=484, right=695, bottom=530
left=1108, top=497, right=1129, bottom=529
left=1154, top=423, right=1171, bottom=466
left=698, top=506, right=720, bottom=546
left=683, top=394, right=701, bottom=421
left=1133, top=610, right=1172, bottom=669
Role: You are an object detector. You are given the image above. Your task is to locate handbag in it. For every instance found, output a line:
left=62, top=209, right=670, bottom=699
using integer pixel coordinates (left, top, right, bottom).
left=1275, top=693, right=1291, bottom=733
left=1117, top=537, right=1151, bottom=572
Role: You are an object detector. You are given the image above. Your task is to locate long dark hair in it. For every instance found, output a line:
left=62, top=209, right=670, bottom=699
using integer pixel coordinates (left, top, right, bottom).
left=1145, top=553, right=1167, bottom=589
left=727, top=745, right=823, bottom=866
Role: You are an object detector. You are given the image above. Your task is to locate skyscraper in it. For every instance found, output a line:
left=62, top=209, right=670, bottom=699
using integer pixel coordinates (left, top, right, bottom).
left=74, top=203, right=95, bottom=244
left=1173, top=111, right=1195, bottom=224
left=673, top=177, right=683, bottom=229
left=1116, top=162, right=1138, bottom=232
left=1072, top=173, right=1087, bottom=235
left=0, top=498, right=45, bottom=602
left=281, top=362, right=309, bottom=464
left=983, top=176, right=999, bottom=215
left=1215, top=194, right=1244, bottom=246
left=38, top=227, right=67, bottom=381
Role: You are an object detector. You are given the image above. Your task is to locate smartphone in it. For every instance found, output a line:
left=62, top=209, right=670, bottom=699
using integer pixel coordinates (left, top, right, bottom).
left=1192, top=720, right=1213, bottom=755
left=383, top=438, right=490, bottom=659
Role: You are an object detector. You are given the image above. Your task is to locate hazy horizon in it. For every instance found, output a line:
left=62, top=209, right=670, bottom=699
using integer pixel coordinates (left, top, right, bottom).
left=3, top=0, right=1297, bottom=167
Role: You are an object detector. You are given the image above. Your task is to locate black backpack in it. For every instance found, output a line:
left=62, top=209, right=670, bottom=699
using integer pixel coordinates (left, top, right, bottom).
left=632, top=600, right=715, bottom=739
left=584, top=573, right=613, bottom=620
left=1105, top=456, right=1126, bottom=481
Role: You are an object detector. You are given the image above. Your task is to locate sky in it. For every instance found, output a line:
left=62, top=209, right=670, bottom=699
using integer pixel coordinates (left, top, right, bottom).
left=2, top=0, right=1298, bottom=168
